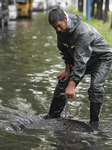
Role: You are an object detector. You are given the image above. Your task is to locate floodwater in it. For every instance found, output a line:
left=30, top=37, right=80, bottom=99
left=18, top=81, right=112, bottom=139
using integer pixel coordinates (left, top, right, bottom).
left=0, top=12, right=112, bottom=150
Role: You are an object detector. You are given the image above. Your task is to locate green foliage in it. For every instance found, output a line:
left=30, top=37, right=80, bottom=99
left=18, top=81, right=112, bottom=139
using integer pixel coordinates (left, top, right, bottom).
left=72, top=7, right=112, bottom=48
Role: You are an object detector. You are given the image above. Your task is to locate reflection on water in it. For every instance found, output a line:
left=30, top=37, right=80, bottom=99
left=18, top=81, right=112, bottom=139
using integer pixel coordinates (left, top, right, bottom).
left=0, top=12, right=112, bottom=150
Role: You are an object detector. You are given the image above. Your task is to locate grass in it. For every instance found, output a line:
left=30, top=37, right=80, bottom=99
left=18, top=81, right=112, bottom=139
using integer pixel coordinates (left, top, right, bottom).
left=71, top=6, right=112, bottom=47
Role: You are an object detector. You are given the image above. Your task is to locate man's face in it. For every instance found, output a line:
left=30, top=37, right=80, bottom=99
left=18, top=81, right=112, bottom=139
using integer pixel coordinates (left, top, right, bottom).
left=52, top=16, right=67, bottom=33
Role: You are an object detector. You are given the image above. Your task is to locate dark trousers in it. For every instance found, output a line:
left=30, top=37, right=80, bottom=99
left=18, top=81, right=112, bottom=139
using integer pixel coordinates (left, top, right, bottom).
left=48, top=61, right=111, bottom=118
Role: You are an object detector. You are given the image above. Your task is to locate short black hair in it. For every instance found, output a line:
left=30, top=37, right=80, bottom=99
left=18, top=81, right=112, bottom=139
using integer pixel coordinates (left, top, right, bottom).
left=49, top=8, right=66, bottom=25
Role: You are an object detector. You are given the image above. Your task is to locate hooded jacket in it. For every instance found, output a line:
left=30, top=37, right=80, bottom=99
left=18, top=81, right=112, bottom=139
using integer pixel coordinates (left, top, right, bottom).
left=57, top=13, right=112, bottom=85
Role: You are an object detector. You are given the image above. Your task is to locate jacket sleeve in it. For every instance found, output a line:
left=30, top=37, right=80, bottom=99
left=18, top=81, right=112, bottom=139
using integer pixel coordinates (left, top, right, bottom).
left=70, top=31, right=95, bottom=85
left=57, top=36, right=73, bottom=65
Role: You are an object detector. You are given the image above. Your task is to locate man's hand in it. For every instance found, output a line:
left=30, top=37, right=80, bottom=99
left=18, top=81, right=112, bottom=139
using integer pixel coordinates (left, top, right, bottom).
left=57, top=64, right=71, bottom=82
left=57, top=71, right=70, bottom=82
left=65, top=81, right=76, bottom=99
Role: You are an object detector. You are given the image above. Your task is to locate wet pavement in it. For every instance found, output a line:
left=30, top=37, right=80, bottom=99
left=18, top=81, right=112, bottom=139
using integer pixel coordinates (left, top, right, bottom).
left=0, top=12, right=112, bottom=150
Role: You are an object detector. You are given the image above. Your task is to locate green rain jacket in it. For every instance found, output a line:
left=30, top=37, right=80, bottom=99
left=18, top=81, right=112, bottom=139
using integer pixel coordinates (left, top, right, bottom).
left=57, top=13, right=112, bottom=85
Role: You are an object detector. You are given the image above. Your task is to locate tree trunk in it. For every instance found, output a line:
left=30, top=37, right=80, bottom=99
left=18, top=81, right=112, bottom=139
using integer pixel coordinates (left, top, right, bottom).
left=96, top=0, right=103, bottom=19
left=78, top=0, right=83, bottom=12
left=91, top=0, right=96, bottom=17
left=103, top=0, right=109, bottom=23
left=110, top=13, right=112, bottom=29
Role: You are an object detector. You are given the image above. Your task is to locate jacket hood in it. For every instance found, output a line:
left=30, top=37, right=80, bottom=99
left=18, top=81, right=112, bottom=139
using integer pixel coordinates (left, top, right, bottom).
left=67, top=13, right=81, bottom=33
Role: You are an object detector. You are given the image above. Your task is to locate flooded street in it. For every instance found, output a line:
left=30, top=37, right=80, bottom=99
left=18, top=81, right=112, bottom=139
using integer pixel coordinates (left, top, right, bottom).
left=0, top=12, right=112, bottom=150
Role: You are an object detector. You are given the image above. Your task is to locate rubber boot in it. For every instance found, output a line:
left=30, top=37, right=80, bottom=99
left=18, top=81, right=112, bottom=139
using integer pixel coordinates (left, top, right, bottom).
left=44, top=95, right=66, bottom=119
left=44, top=79, right=69, bottom=119
left=43, top=84, right=68, bottom=119
left=44, top=96, right=66, bottom=119
left=90, top=102, right=102, bottom=124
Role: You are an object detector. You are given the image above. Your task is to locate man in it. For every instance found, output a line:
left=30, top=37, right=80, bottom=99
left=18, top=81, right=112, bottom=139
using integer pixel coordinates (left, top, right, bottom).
left=44, top=8, right=112, bottom=124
